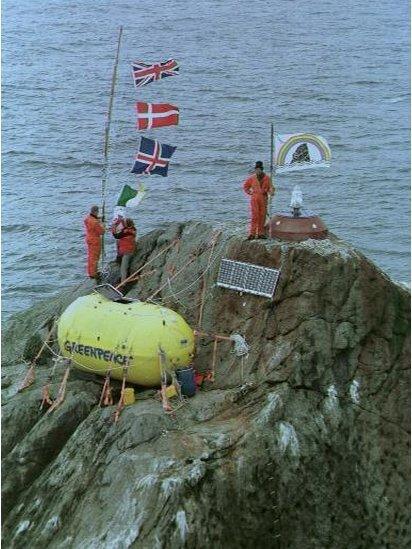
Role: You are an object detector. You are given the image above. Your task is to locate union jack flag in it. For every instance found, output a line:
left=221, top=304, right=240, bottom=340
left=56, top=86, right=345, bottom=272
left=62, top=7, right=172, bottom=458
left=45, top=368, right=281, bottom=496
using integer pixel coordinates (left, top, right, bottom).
left=131, top=137, right=176, bottom=177
left=132, top=59, right=179, bottom=88
left=136, top=102, right=179, bottom=130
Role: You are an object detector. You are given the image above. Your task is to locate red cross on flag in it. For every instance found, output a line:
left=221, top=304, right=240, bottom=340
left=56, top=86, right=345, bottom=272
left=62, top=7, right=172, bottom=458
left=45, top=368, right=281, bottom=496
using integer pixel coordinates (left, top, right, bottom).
left=131, top=137, right=176, bottom=177
left=136, top=102, right=179, bottom=130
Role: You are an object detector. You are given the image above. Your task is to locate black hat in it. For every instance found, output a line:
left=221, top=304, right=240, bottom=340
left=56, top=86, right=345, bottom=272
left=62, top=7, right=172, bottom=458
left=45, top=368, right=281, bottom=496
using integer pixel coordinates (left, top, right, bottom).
left=255, top=161, right=264, bottom=169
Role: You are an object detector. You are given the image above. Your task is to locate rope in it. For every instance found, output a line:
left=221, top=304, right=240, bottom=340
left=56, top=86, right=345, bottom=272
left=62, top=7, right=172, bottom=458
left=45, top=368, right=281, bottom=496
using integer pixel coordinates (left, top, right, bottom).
left=147, top=255, right=197, bottom=302
left=164, top=278, right=189, bottom=312
left=18, top=320, right=59, bottom=392
left=196, top=231, right=220, bottom=328
left=194, top=331, right=250, bottom=383
left=40, top=383, right=54, bottom=409
left=113, top=364, right=128, bottom=423
left=19, top=365, right=36, bottom=393
left=197, top=275, right=207, bottom=328
left=121, top=268, right=156, bottom=287
left=40, top=355, right=63, bottom=411
left=99, top=370, right=113, bottom=407
left=170, top=370, right=185, bottom=405
left=45, top=360, right=71, bottom=415
left=155, top=232, right=224, bottom=302
left=210, top=337, right=219, bottom=382
left=17, top=274, right=90, bottom=394
left=115, top=238, right=179, bottom=291
left=158, top=349, right=173, bottom=413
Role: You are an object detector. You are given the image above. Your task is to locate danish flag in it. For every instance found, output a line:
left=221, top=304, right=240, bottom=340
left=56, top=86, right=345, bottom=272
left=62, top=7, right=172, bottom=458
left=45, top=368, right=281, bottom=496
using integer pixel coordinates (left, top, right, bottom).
left=132, top=59, right=179, bottom=88
left=136, top=102, right=179, bottom=130
left=131, top=137, right=176, bottom=177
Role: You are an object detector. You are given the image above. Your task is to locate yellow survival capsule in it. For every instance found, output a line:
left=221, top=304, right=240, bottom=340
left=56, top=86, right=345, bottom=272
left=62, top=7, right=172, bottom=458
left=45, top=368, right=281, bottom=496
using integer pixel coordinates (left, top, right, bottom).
left=57, top=293, right=195, bottom=387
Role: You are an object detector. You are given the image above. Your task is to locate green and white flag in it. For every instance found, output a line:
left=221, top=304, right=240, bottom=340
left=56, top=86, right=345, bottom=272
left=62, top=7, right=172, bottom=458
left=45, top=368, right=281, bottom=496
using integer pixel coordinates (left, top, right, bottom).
left=116, top=183, right=146, bottom=208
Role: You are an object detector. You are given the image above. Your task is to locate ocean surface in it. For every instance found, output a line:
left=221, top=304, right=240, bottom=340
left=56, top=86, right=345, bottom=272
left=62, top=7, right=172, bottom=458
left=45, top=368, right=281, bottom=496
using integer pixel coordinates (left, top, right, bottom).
left=2, top=0, right=410, bottom=319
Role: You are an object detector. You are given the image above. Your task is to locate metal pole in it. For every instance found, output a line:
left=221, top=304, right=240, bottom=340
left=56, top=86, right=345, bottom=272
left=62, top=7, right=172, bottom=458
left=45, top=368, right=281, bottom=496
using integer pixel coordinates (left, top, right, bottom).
left=269, top=122, right=274, bottom=238
left=101, top=25, right=123, bottom=265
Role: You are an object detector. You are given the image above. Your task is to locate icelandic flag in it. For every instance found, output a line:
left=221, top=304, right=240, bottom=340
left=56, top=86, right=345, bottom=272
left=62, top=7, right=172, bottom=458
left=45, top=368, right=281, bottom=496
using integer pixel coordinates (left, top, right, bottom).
left=136, top=102, right=179, bottom=130
left=132, top=59, right=179, bottom=88
left=131, top=137, right=176, bottom=177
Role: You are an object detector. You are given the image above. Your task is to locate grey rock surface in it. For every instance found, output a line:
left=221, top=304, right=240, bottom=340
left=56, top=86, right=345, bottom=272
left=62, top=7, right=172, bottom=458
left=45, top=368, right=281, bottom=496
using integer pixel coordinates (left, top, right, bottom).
left=2, top=221, right=410, bottom=548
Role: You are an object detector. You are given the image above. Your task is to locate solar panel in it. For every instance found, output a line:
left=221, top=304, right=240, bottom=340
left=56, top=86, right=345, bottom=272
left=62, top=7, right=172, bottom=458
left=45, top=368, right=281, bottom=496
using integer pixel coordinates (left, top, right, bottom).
left=216, top=259, right=280, bottom=298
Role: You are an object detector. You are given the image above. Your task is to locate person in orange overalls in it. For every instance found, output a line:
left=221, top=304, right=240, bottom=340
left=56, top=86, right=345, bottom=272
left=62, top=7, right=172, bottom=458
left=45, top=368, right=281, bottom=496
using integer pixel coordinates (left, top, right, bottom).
left=243, top=161, right=274, bottom=240
left=84, top=205, right=105, bottom=279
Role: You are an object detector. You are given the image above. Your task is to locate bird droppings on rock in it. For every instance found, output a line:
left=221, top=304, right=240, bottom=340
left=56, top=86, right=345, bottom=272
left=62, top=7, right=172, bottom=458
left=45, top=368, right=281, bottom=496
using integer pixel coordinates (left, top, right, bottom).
left=277, top=421, right=300, bottom=457
left=44, top=516, right=61, bottom=535
left=256, top=392, right=283, bottom=426
left=161, top=477, right=184, bottom=498
left=350, top=379, right=361, bottom=404
left=15, top=520, right=30, bottom=536
left=137, top=474, right=158, bottom=491
left=175, top=510, right=189, bottom=542
left=325, top=384, right=339, bottom=412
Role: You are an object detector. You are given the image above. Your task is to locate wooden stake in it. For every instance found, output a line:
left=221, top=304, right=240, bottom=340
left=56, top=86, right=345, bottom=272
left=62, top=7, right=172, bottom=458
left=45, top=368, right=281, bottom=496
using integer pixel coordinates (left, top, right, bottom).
left=101, top=25, right=123, bottom=265
left=269, top=122, right=275, bottom=238
left=210, top=337, right=219, bottom=382
left=197, top=275, right=207, bottom=328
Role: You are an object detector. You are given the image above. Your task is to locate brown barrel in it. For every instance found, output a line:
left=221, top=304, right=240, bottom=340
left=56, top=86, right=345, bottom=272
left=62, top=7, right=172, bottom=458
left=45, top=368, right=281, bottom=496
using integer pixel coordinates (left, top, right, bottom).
left=268, top=211, right=328, bottom=241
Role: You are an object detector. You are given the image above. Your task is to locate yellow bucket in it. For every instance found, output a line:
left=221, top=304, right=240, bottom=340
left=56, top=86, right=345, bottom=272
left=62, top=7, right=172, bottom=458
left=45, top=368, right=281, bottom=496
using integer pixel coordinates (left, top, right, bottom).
left=165, top=384, right=178, bottom=399
left=123, top=388, right=135, bottom=405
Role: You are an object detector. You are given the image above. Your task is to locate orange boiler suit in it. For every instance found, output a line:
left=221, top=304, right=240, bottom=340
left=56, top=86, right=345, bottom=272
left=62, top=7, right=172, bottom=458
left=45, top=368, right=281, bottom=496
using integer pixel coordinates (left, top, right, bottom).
left=243, top=174, right=273, bottom=237
left=84, top=214, right=105, bottom=277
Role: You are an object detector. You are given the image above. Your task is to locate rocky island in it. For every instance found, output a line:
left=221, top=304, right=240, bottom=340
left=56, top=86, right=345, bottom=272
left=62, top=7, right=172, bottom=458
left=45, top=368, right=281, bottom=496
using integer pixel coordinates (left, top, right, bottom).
left=2, top=221, right=410, bottom=548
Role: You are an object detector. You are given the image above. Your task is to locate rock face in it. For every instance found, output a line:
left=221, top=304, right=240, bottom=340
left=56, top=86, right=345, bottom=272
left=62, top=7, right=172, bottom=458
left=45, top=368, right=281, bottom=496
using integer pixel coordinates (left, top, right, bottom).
left=2, top=221, right=410, bottom=548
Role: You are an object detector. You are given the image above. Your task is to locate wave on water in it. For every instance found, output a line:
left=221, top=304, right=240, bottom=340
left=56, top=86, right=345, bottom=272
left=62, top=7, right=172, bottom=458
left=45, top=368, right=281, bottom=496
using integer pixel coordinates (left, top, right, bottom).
left=18, top=159, right=102, bottom=169
left=2, top=224, right=32, bottom=233
left=386, top=96, right=410, bottom=103
left=2, top=149, right=32, bottom=156
left=349, top=80, right=382, bottom=86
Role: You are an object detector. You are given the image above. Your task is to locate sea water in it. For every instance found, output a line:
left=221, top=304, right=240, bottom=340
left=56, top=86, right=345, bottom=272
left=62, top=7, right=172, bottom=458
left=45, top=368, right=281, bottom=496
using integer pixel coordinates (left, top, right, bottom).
left=2, top=0, right=410, bottom=318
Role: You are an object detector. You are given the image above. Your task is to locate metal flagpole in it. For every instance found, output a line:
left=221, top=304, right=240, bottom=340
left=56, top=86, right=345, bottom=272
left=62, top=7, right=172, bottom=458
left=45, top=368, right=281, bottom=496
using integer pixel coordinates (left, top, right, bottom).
left=268, top=122, right=274, bottom=238
left=101, top=25, right=123, bottom=266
